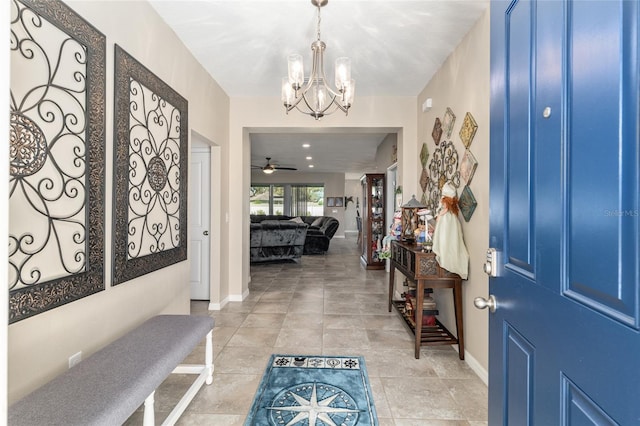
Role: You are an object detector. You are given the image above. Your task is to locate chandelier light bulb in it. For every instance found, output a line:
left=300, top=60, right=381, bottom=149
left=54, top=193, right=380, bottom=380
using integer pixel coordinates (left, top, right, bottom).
left=335, top=57, right=351, bottom=89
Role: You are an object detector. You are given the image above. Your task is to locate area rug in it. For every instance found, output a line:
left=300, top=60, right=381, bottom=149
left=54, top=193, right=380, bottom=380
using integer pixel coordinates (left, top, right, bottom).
left=245, top=354, right=378, bottom=426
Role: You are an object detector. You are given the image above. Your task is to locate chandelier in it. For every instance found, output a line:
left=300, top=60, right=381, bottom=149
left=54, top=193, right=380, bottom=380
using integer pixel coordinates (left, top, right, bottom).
left=281, top=0, right=355, bottom=120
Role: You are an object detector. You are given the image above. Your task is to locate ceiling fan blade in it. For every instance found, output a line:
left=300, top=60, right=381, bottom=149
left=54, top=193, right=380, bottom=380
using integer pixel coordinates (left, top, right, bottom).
left=274, top=166, right=297, bottom=170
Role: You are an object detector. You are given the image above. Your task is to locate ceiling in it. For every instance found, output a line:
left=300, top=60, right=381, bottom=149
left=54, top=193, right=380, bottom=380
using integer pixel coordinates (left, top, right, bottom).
left=149, top=0, right=488, bottom=173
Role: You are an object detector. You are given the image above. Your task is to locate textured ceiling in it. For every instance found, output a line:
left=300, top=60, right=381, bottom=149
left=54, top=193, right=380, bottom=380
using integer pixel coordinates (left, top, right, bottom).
left=149, top=0, right=488, bottom=173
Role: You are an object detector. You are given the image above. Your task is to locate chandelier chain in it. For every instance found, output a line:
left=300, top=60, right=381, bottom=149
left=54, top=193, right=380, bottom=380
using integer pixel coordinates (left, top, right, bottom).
left=316, top=4, right=322, bottom=41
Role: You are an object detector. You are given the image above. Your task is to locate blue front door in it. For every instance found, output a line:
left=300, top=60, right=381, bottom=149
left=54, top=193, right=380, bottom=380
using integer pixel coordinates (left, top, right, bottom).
left=489, top=0, right=640, bottom=424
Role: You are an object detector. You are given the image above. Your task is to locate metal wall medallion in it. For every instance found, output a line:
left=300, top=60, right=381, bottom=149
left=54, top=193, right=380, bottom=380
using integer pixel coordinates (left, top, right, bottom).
left=431, top=117, right=443, bottom=145
left=112, top=45, right=188, bottom=285
left=425, top=140, right=460, bottom=212
left=459, top=149, right=478, bottom=186
left=9, top=0, right=106, bottom=323
left=458, top=185, right=478, bottom=222
left=442, top=107, right=456, bottom=138
left=459, top=112, right=478, bottom=149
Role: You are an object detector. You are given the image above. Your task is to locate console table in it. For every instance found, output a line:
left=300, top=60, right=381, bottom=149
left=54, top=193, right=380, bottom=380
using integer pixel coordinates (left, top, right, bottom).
left=388, top=240, right=464, bottom=359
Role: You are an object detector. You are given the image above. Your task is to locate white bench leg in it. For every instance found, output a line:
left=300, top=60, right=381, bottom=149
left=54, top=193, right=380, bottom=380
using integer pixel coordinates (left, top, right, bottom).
left=143, top=391, right=156, bottom=426
left=205, top=330, right=214, bottom=385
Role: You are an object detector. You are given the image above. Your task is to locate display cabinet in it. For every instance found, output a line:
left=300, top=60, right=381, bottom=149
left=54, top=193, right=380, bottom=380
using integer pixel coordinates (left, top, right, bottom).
left=360, top=173, right=385, bottom=269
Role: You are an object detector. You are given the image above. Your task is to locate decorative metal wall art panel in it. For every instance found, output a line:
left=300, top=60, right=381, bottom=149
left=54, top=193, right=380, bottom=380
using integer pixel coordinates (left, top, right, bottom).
left=112, top=45, right=188, bottom=285
left=420, top=169, right=429, bottom=193
left=442, top=107, right=456, bottom=138
left=9, top=0, right=106, bottom=323
left=431, top=117, right=443, bottom=145
left=459, top=149, right=478, bottom=186
left=458, top=185, right=477, bottom=222
left=420, top=143, right=430, bottom=203
left=425, top=140, right=460, bottom=212
left=459, top=112, right=478, bottom=148
left=420, top=143, right=430, bottom=168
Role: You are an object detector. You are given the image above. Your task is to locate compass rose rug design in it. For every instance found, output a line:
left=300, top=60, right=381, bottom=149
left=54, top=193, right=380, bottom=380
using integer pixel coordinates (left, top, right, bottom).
left=244, top=354, right=378, bottom=426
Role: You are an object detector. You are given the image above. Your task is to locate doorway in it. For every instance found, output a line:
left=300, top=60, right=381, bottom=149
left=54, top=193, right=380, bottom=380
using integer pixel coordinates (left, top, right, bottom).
left=189, top=132, right=222, bottom=306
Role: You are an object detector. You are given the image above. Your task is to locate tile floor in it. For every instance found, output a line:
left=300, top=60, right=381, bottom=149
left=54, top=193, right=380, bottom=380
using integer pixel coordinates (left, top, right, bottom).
left=126, top=236, right=488, bottom=425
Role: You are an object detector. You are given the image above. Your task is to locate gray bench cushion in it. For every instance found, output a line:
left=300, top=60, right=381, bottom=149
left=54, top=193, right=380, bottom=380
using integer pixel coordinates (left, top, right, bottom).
left=9, top=315, right=214, bottom=426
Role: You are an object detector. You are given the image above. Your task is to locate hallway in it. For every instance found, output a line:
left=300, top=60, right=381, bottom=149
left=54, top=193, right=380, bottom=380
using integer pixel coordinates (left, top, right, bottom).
left=128, top=237, right=487, bottom=425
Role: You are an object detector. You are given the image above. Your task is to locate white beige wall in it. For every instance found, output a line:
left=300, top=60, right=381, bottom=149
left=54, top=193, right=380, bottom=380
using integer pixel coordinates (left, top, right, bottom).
left=344, top=176, right=362, bottom=233
left=416, top=9, right=490, bottom=380
left=375, top=133, right=398, bottom=172
left=7, top=0, right=230, bottom=402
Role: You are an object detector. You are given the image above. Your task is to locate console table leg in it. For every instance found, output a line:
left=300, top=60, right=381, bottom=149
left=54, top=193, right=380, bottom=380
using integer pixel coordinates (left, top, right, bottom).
left=388, top=266, right=395, bottom=312
left=415, top=279, right=424, bottom=359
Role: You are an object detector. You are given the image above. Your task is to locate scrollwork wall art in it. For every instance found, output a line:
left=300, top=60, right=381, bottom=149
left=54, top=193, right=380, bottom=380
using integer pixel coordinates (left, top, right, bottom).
left=112, top=45, right=188, bottom=285
left=425, top=140, right=460, bottom=212
left=9, top=0, right=106, bottom=323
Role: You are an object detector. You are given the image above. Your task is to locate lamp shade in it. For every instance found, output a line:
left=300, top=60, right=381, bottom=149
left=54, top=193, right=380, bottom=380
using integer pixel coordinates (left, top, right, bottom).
left=343, top=79, right=355, bottom=107
left=335, top=57, right=351, bottom=89
left=281, top=77, right=295, bottom=106
left=287, top=54, right=304, bottom=89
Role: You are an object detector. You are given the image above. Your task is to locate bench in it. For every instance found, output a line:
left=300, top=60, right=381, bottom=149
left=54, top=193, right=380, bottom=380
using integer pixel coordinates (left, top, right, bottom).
left=8, top=315, right=214, bottom=426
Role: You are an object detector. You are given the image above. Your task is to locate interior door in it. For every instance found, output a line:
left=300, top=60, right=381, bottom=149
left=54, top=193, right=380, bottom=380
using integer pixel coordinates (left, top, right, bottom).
left=189, top=148, right=211, bottom=300
left=488, top=0, right=640, bottom=424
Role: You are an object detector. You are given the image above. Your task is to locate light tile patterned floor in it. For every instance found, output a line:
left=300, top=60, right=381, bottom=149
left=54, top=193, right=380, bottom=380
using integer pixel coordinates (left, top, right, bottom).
left=126, top=236, right=488, bottom=425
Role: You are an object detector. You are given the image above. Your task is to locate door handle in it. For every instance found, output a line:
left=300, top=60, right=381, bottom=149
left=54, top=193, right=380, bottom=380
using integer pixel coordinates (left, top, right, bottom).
left=474, top=295, right=497, bottom=313
left=203, top=231, right=209, bottom=236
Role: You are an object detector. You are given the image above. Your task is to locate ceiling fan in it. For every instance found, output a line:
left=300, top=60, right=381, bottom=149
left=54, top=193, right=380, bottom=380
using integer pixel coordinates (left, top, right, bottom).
left=251, top=157, right=297, bottom=174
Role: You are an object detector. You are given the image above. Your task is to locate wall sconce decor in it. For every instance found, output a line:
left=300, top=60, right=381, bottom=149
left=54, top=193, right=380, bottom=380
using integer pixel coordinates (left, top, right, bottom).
left=112, top=45, right=188, bottom=285
left=344, top=196, right=354, bottom=209
left=8, top=0, right=106, bottom=323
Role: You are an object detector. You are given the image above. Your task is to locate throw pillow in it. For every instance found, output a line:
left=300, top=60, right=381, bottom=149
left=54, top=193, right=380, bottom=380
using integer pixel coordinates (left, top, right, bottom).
left=311, top=217, right=324, bottom=227
left=289, top=217, right=304, bottom=224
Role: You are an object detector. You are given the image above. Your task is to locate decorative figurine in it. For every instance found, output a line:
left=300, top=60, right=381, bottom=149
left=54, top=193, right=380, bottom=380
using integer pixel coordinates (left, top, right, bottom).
left=432, top=182, right=470, bottom=279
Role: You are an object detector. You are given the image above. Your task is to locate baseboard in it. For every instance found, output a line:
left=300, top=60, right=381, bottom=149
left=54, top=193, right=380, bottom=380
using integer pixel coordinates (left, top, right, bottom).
left=455, top=347, right=488, bottom=386
left=392, top=289, right=488, bottom=386
left=333, top=235, right=345, bottom=239
left=208, top=288, right=250, bottom=310
left=229, top=288, right=250, bottom=302
left=208, top=297, right=227, bottom=311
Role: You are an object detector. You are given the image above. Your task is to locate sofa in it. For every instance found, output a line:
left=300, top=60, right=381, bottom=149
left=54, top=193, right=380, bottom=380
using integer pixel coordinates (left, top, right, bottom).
left=250, top=215, right=340, bottom=255
left=250, top=220, right=308, bottom=263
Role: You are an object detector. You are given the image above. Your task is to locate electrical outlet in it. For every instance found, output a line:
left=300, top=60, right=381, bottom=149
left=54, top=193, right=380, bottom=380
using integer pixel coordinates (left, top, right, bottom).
left=68, top=351, right=82, bottom=369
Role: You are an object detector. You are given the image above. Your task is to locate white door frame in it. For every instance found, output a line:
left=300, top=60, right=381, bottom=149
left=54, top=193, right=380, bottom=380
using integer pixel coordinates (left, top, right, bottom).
left=190, top=131, right=222, bottom=310
left=385, top=163, right=398, bottom=272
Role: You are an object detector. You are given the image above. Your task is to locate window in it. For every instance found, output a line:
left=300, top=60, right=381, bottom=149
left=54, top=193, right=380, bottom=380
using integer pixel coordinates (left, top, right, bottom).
left=250, top=184, right=324, bottom=216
